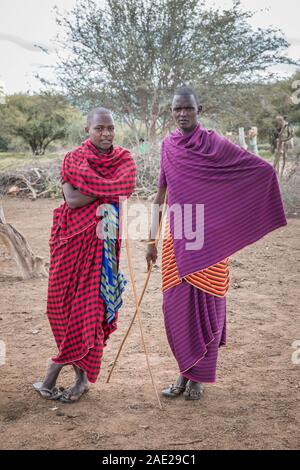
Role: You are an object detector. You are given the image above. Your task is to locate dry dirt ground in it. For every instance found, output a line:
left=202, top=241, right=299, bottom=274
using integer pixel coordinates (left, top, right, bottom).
left=0, top=197, right=299, bottom=450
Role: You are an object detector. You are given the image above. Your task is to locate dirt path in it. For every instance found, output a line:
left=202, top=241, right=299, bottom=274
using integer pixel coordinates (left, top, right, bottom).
left=0, top=198, right=299, bottom=450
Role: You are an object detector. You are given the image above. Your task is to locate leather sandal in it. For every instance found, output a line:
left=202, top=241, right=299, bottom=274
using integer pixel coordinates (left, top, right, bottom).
left=59, top=386, right=89, bottom=404
left=183, top=382, right=204, bottom=400
left=162, top=383, right=186, bottom=398
left=33, top=382, right=64, bottom=400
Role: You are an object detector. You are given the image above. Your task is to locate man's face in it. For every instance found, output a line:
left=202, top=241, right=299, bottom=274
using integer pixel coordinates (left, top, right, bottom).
left=171, top=94, right=201, bottom=133
left=86, top=113, right=115, bottom=151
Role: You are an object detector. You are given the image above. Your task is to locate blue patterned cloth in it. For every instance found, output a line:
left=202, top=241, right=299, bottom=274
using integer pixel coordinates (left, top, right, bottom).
left=99, top=203, right=127, bottom=324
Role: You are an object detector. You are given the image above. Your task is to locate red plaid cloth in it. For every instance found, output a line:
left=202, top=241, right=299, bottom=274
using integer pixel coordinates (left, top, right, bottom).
left=47, top=139, right=136, bottom=383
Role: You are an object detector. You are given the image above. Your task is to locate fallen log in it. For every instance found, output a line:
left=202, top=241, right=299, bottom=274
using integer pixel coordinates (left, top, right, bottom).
left=0, top=205, right=48, bottom=280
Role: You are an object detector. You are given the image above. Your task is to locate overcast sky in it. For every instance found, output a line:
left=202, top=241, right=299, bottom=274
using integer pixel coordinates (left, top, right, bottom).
left=0, top=0, right=299, bottom=94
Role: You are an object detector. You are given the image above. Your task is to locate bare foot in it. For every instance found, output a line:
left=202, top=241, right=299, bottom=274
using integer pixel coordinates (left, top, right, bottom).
left=60, top=366, right=89, bottom=403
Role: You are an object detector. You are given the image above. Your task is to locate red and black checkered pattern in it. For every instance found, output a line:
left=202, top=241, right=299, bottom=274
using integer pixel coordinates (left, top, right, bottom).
left=46, top=140, right=136, bottom=383
left=62, top=139, right=136, bottom=199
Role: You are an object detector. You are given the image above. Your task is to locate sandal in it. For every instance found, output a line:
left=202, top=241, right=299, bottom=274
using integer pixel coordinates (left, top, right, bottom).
left=33, top=382, right=64, bottom=400
left=59, top=386, right=89, bottom=404
left=162, top=383, right=186, bottom=398
left=183, top=382, right=204, bottom=401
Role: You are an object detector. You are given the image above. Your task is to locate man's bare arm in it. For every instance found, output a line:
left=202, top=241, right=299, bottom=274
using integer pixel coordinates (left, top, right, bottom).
left=149, top=186, right=167, bottom=241
left=145, top=186, right=167, bottom=270
left=63, top=183, right=98, bottom=209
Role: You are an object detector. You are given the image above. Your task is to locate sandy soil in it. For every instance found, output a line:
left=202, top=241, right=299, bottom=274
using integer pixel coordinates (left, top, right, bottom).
left=0, top=197, right=299, bottom=450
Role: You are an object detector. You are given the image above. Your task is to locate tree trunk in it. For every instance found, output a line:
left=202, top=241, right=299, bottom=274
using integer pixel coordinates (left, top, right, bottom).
left=0, top=205, right=48, bottom=280
left=148, top=120, right=157, bottom=144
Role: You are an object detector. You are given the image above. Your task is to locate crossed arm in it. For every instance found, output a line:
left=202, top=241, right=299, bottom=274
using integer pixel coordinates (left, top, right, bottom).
left=62, top=182, right=98, bottom=209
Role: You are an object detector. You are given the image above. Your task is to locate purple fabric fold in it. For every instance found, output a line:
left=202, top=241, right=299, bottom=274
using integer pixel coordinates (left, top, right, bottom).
left=163, top=282, right=226, bottom=382
left=161, top=123, right=287, bottom=278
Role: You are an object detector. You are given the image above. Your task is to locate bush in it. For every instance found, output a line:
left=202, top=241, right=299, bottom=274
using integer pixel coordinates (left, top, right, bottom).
left=0, top=163, right=63, bottom=199
left=131, top=142, right=160, bottom=196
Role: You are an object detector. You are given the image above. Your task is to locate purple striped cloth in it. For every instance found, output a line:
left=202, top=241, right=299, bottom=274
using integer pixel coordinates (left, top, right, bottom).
left=163, top=282, right=226, bottom=382
left=159, top=123, right=287, bottom=278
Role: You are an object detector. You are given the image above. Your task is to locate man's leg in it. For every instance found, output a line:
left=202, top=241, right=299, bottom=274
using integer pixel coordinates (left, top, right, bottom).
left=162, top=374, right=189, bottom=397
left=162, top=282, right=226, bottom=400
left=41, top=359, right=64, bottom=389
left=59, top=364, right=89, bottom=403
left=33, top=358, right=65, bottom=399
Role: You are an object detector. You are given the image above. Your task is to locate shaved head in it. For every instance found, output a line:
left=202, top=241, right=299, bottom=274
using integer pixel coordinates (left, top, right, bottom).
left=87, top=107, right=112, bottom=127
left=173, top=86, right=201, bottom=106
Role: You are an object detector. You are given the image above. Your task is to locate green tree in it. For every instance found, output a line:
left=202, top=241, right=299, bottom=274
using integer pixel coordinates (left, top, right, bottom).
left=0, top=94, right=71, bottom=155
left=211, top=72, right=300, bottom=141
left=53, top=0, right=293, bottom=142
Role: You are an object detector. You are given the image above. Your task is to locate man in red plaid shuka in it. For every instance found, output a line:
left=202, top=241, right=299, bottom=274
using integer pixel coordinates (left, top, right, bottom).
left=33, top=108, right=136, bottom=403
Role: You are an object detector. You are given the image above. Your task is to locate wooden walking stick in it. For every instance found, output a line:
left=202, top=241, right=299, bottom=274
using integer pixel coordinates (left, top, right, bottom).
left=106, top=193, right=168, bottom=399
left=125, top=236, right=162, bottom=409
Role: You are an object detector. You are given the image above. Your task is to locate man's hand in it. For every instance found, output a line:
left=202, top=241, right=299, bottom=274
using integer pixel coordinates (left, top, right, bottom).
left=63, top=183, right=98, bottom=209
left=146, top=244, right=158, bottom=272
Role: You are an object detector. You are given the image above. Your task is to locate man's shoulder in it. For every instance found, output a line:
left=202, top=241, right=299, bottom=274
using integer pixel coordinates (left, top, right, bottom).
left=114, top=145, right=129, bottom=152
left=163, top=129, right=177, bottom=141
left=205, top=128, right=227, bottom=141
left=64, top=142, right=86, bottom=159
left=114, top=145, right=134, bottom=158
